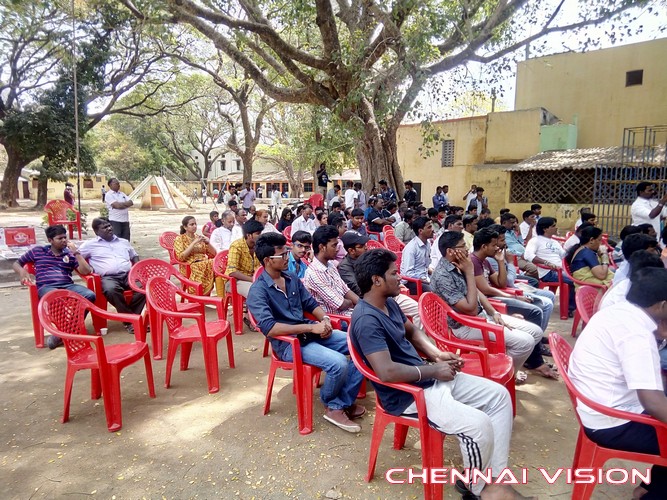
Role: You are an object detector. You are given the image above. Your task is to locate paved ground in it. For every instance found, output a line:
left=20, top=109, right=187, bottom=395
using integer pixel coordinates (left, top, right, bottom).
left=0, top=201, right=640, bottom=499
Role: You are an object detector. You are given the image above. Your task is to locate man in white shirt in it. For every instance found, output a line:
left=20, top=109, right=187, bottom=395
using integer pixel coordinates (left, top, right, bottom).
left=462, top=184, right=477, bottom=209
left=599, top=250, right=664, bottom=310
left=632, top=182, right=667, bottom=237
left=343, top=181, right=358, bottom=210
left=612, top=233, right=659, bottom=284
left=518, top=210, right=537, bottom=242
left=104, top=178, right=133, bottom=241
left=239, top=182, right=256, bottom=210
left=270, top=183, right=282, bottom=217
left=354, top=182, right=367, bottom=210
left=79, top=218, right=145, bottom=334
left=230, top=209, right=247, bottom=242
left=524, top=216, right=575, bottom=316
left=569, top=268, right=667, bottom=498
left=222, top=185, right=238, bottom=208
left=210, top=210, right=236, bottom=252
left=291, top=203, right=319, bottom=234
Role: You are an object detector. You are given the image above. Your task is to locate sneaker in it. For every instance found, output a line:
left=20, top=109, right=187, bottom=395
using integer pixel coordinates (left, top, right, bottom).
left=46, top=335, right=63, bottom=349
left=124, top=323, right=135, bottom=335
left=344, top=404, right=366, bottom=419
left=323, top=408, right=361, bottom=433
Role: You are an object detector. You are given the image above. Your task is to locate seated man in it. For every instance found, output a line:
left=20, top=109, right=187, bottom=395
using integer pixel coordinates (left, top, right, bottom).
left=432, top=231, right=542, bottom=383
left=599, top=250, right=664, bottom=310
left=304, top=226, right=358, bottom=316
left=613, top=233, right=659, bottom=284
left=399, top=216, right=433, bottom=294
left=519, top=210, right=537, bottom=242
left=394, top=209, right=415, bottom=244
left=222, top=219, right=263, bottom=300
left=461, top=214, right=478, bottom=251
left=500, top=212, right=538, bottom=278
left=563, top=215, right=596, bottom=251
left=523, top=216, right=576, bottom=317
left=209, top=210, right=236, bottom=252
left=366, top=197, right=394, bottom=234
left=14, top=225, right=96, bottom=349
left=346, top=208, right=367, bottom=236
left=248, top=233, right=365, bottom=433
left=350, top=249, right=529, bottom=500
left=338, top=232, right=423, bottom=331
left=291, top=203, right=319, bottom=235
left=79, top=218, right=145, bottom=335
left=287, top=230, right=312, bottom=279
left=569, top=268, right=667, bottom=499
left=230, top=208, right=247, bottom=242
left=430, top=214, right=463, bottom=270
left=470, top=227, right=557, bottom=379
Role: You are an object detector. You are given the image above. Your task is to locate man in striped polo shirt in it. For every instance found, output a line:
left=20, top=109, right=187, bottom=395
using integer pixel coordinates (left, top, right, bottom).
left=13, top=225, right=96, bottom=349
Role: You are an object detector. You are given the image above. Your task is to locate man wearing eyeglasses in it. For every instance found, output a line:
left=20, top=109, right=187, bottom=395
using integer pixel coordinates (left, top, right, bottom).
left=248, top=233, right=365, bottom=433
left=288, top=230, right=312, bottom=279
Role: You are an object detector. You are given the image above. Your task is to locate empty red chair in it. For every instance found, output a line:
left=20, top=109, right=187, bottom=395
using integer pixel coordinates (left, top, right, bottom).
left=347, top=331, right=445, bottom=500
left=45, top=200, right=82, bottom=240
left=128, top=258, right=202, bottom=359
left=384, top=234, right=405, bottom=253
left=365, top=239, right=385, bottom=250
left=549, top=333, right=667, bottom=500
left=159, top=231, right=192, bottom=278
left=38, top=289, right=155, bottom=432
left=212, top=251, right=244, bottom=335
left=571, top=285, right=605, bottom=337
left=382, top=225, right=395, bottom=236
left=419, top=292, right=516, bottom=415
left=146, top=277, right=234, bottom=394
left=306, top=193, right=324, bottom=209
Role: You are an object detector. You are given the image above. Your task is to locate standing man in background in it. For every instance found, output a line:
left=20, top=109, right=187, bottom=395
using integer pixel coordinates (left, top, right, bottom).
left=64, top=182, right=75, bottom=205
left=104, top=177, right=133, bottom=241
left=631, top=182, right=667, bottom=236
left=239, top=182, right=256, bottom=210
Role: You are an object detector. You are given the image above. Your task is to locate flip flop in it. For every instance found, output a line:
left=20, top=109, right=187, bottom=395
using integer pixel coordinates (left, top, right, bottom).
left=533, top=363, right=559, bottom=380
left=515, top=370, right=528, bottom=385
left=243, top=317, right=257, bottom=332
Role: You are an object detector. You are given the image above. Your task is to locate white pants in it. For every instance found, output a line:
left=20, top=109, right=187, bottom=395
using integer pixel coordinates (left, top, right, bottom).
left=394, top=294, right=423, bottom=331
left=402, top=374, right=513, bottom=496
left=452, top=313, right=541, bottom=369
left=226, top=280, right=251, bottom=298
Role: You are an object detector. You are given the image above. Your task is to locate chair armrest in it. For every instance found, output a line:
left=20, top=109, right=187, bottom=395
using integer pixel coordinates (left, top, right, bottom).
left=148, top=301, right=204, bottom=321
left=434, top=338, right=490, bottom=377
left=175, top=273, right=203, bottom=295
left=450, top=313, right=506, bottom=354
left=496, top=287, right=523, bottom=296
left=88, top=306, right=145, bottom=341
left=304, top=311, right=350, bottom=330
left=487, top=299, right=508, bottom=314
left=176, top=291, right=225, bottom=318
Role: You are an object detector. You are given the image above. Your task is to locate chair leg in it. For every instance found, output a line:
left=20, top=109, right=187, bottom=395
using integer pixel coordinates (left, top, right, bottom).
left=62, top=365, right=77, bottom=423
left=104, top=366, right=124, bottom=432
left=29, top=289, right=44, bottom=348
left=393, top=424, right=410, bottom=450
left=559, top=283, right=569, bottom=320
left=571, top=310, right=581, bottom=337
left=203, top=339, right=220, bottom=394
left=143, top=351, right=156, bottom=398
left=151, top=311, right=163, bottom=360
left=165, top=339, right=179, bottom=389
left=90, top=369, right=102, bottom=400
left=366, top=412, right=390, bottom=482
left=262, top=337, right=270, bottom=358
left=297, top=366, right=315, bottom=435
left=263, top=360, right=279, bottom=415
left=356, top=378, right=367, bottom=399
left=506, top=376, right=517, bottom=417
left=180, top=342, right=194, bottom=371
left=233, top=296, right=244, bottom=335
left=225, top=333, right=235, bottom=369
left=422, top=428, right=444, bottom=500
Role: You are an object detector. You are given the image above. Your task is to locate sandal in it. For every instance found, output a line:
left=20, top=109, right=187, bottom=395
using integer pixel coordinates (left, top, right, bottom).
left=243, top=316, right=257, bottom=332
left=515, top=370, right=528, bottom=385
left=533, top=363, right=559, bottom=380
left=540, top=344, right=552, bottom=357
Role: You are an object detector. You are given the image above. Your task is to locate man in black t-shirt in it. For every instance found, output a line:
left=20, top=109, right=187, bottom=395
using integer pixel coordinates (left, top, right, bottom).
left=350, top=249, right=525, bottom=499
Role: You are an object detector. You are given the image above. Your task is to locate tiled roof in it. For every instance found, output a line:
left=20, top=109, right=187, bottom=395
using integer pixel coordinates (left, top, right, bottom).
left=504, top=147, right=623, bottom=171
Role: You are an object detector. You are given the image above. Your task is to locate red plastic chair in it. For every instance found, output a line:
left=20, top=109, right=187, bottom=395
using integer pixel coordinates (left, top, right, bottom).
left=282, top=225, right=292, bottom=245
left=45, top=200, right=82, bottom=240
left=305, top=193, right=324, bottom=209
left=419, top=292, right=516, bottom=415
left=535, top=263, right=570, bottom=320
left=365, top=239, right=384, bottom=250
left=382, top=225, right=395, bottom=236
left=146, top=277, right=235, bottom=394
left=549, top=333, right=667, bottom=500
left=394, top=251, right=426, bottom=299
left=158, top=231, right=192, bottom=278
left=347, top=331, right=446, bottom=500
left=80, top=271, right=135, bottom=334
left=571, top=285, right=605, bottom=338
left=22, top=263, right=45, bottom=348
left=367, top=229, right=383, bottom=242
left=561, top=259, right=607, bottom=336
left=128, top=259, right=202, bottom=359
left=384, top=234, right=405, bottom=253
left=38, top=289, right=155, bottom=432
left=212, top=250, right=245, bottom=335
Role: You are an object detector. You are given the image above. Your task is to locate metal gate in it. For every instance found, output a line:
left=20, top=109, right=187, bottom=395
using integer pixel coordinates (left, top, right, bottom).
left=592, top=126, right=667, bottom=238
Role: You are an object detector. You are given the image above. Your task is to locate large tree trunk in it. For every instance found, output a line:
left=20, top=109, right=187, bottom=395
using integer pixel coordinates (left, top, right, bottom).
left=35, top=176, right=49, bottom=209
left=0, top=145, right=31, bottom=208
left=356, top=120, right=404, bottom=198
left=241, top=149, right=254, bottom=185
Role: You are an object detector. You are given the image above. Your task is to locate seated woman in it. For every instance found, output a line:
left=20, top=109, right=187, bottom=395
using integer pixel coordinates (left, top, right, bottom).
left=255, top=209, right=279, bottom=234
left=566, top=226, right=613, bottom=287
left=276, top=208, right=294, bottom=232
left=173, top=216, right=216, bottom=294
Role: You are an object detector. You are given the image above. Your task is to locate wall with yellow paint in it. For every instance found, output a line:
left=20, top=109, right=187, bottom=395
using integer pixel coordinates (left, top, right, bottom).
left=485, top=109, right=544, bottom=162
left=515, top=38, right=667, bottom=148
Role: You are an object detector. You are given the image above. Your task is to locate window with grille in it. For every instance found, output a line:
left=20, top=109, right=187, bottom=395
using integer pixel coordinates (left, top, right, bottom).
left=441, top=140, right=455, bottom=167
left=83, top=178, right=94, bottom=188
left=235, top=160, right=242, bottom=171
left=303, top=182, right=314, bottom=192
left=220, top=160, right=226, bottom=171
left=509, top=169, right=594, bottom=204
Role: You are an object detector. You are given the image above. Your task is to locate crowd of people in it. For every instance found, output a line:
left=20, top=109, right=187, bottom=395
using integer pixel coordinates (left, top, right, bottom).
left=18, top=176, right=667, bottom=499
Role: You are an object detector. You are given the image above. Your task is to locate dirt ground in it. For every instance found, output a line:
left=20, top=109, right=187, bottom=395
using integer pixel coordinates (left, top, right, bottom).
left=0, top=201, right=640, bottom=499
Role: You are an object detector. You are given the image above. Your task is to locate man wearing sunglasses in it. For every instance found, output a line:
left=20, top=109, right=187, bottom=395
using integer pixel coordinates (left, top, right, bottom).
left=248, top=233, right=365, bottom=433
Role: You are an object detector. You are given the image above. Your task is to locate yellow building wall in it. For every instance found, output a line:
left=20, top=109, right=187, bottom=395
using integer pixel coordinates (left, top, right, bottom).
left=485, top=109, right=543, bottom=162
left=515, top=38, right=667, bottom=148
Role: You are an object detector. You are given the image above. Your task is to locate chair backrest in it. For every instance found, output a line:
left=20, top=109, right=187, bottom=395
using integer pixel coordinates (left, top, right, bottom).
left=418, top=292, right=452, bottom=348
left=145, top=276, right=183, bottom=332
left=365, top=239, right=384, bottom=250
left=549, top=333, right=577, bottom=410
left=282, top=225, right=292, bottom=240
left=384, top=234, right=405, bottom=253
left=253, top=266, right=264, bottom=281
left=575, top=285, right=603, bottom=324
left=159, top=231, right=178, bottom=251
left=382, top=225, right=395, bottom=235
left=562, top=258, right=606, bottom=290
left=38, top=290, right=90, bottom=355
left=307, top=193, right=324, bottom=209
left=593, top=287, right=606, bottom=312
left=213, top=250, right=229, bottom=277
left=128, top=258, right=177, bottom=293
left=45, top=199, right=75, bottom=221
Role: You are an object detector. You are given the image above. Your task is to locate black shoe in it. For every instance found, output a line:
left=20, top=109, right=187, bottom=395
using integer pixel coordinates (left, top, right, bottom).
left=455, top=479, right=480, bottom=500
left=540, top=344, right=552, bottom=357
left=46, top=335, right=63, bottom=349
left=568, top=310, right=575, bottom=318
left=124, top=323, right=135, bottom=335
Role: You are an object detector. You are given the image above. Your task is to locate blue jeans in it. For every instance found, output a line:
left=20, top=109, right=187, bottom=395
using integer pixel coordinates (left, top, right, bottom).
left=541, top=270, right=576, bottom=313
left=526, top=293, right=554, bottom=331
left=273, top=331, right=364, bottom=410
left=38, top=283, right=97, bottom=303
